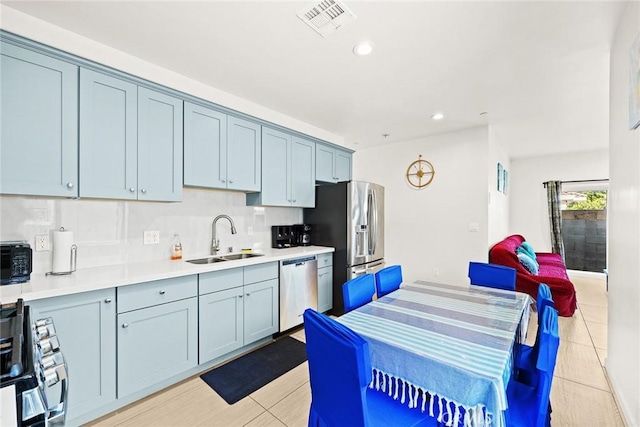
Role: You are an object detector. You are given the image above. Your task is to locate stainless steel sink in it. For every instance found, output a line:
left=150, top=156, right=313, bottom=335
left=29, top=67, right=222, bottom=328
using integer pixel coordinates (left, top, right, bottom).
left=220, top=253, right=264, bottom=260
left=186, top=253, right=264, bottom=264
left=185, top=257, right=228, bottom=264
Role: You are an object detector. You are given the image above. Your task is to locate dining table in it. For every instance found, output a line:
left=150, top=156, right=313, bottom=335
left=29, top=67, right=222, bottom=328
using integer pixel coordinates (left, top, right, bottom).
left=336, top=280, right=532, bottom=427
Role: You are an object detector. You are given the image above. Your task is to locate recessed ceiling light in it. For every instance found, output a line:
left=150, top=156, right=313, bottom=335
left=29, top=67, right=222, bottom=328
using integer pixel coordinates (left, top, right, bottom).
left=431, top=113, right=445, bottom=120
left=353, top=41, right=374, bottom=56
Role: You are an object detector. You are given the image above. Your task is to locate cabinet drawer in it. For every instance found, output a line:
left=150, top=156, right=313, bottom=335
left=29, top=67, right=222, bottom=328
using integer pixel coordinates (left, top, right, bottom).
left=117, top=275, right=197, bottom=313
left=317, top=253, right=333, bottom=268
left=199, top=267, right=243, bottom=295
left=244, top=262, right=278, bottom=284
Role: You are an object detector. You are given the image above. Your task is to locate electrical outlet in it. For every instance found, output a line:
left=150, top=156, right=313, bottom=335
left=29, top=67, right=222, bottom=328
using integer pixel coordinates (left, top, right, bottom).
left=247, top=226, right=254, bottom=236
left=433, top=268, right=440, bottom=277
left=35, top=235, right=50, bottom=251
left=143, top=230, right=160, bottom=245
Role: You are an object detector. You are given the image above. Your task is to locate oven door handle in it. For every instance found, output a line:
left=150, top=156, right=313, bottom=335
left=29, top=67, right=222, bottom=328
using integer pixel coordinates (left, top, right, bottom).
left=46, top=352, right=68, bottom=426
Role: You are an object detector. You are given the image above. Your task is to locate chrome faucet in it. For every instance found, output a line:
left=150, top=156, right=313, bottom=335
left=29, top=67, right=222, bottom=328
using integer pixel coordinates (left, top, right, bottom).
left=212, top=215, right=237, bottom=254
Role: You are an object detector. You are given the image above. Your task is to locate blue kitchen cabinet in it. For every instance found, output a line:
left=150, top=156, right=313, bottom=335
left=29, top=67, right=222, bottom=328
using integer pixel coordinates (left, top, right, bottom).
left=79, top=68, right=138, bottom=200
left=199, top=286, right=244, bottom=362
left=0, top=42, right=79, bottom=197
left=316, top=142, right=352, bottom=183
left=28, top=288, right=116, bottom=425
left=116, top=276, right=198, bottom=398
left=247, top=127, right=315, bottom=207
left=244, top=279, right=279, bottom=344
left=199, top=263, right=279, bottom=364
left=227, top=116, right=261, bottom=192
left=183, top=102, right=227, bottom=189
left=80, top=68, right=183, bottom=201
left=184, top=103, right=261, bottom=192
left=137, top=87, right=183, bottom=201
left=317, top=253, right=333, bottom=313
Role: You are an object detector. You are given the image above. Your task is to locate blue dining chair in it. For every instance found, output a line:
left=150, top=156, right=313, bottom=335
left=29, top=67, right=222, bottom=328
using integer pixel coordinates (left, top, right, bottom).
left=374, top=265, right=403, bottom=298
left=516, top=284, right=555, bottom=386
left=468, top=262, right=516, bottom=291
left=343, top=274, right=376, bottom=312
left=506, top=305, right=560, bottom=427
left=303, top=309, right=437, bottom=427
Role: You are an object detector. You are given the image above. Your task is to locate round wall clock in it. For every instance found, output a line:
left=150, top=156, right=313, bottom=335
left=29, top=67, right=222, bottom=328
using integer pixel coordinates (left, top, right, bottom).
left=406, top=155, right=435, bottom=188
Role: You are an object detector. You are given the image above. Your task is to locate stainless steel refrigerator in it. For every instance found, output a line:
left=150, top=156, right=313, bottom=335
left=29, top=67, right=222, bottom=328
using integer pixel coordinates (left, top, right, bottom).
left=304, top=181, right=385, bottom=315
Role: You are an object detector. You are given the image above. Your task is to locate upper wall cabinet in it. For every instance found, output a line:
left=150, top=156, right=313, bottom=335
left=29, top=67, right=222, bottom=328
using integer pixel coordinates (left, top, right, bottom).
left=316, top=143, right=352, bottom=183
left=246, top=127, right=315, bottom=207
left=1, top=43, right=79, bottom=197
left=184, top=102, right=261, bottom=192
left=79, top=69, right=183, bottom=201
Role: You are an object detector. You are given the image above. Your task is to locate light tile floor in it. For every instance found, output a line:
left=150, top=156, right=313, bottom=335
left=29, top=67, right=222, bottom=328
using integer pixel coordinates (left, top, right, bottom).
left=88, top=275, right=625, bottom=427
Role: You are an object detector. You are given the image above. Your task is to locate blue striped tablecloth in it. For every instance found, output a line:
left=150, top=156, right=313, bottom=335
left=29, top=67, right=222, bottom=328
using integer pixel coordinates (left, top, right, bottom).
left=336, top=280, right=531, bottom=427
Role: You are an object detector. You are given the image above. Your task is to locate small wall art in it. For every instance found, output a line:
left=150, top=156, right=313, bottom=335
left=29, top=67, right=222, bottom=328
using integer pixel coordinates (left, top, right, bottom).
left=497, top=163, right=503, bottom=192
left=630, top=32, right=640, bottom=130
left=503, top=169, right=509, bottom=195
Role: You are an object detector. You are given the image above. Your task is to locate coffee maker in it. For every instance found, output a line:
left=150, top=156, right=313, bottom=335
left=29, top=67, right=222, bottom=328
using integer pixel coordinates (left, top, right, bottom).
left=293, top=224, right=311, bottom=246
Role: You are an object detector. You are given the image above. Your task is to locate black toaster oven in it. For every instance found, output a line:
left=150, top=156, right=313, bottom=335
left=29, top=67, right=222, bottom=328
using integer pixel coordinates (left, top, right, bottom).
left=1, top=241, right=33, bottom=285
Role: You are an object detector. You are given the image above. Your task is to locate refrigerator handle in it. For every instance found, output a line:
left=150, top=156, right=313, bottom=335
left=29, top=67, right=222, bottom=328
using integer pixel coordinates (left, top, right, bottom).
left=369, top=189, right=378, bottom=254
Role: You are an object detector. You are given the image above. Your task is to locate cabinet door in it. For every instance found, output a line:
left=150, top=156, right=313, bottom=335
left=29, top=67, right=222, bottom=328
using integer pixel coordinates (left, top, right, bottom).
left=260, top=127, right=291, bottom=206
left=335, top=149, right=352, bottom=182
left=1, top=43, right=78, bottom=197
left=29, top=289, right=116, bottom=423
left=315, top=144, right=337, bottom=183
left=291, top=136, right=316, bottom=208
left=138, top=87, right=183, bottom=201
left=80, top=68, right=138, bottom=199
left=199, top=287, right=244, bottom=363
left=117, top=298, right=198, bottom=398
left=317, top=267, right=333, bottom=313
left=227, top=116, right=261, bottom=192
left=183, top=102, right=227, bottom=189
left=244, top=279, right=279, bottom=344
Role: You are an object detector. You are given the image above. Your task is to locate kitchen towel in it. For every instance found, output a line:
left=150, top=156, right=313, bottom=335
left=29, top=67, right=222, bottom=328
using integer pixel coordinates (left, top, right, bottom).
left=51, top=228, right=75, bottom=273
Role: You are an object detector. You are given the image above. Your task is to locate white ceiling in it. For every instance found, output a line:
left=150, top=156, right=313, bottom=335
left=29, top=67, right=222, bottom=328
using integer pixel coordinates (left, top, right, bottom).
left=2, top=1, right=628, bottom=158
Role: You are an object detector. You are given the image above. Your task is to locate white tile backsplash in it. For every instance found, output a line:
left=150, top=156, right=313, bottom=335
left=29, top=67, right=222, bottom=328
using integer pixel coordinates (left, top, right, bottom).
left=0, top=188, right=302, bottom=273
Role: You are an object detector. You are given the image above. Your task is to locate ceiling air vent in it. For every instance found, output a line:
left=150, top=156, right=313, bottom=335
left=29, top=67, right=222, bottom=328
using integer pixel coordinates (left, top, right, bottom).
left=297, top=0, right=357, bottom=38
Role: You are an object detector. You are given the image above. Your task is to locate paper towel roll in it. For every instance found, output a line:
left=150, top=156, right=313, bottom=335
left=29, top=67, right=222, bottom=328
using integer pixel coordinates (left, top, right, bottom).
left=52, top=228, right=76, bottom=273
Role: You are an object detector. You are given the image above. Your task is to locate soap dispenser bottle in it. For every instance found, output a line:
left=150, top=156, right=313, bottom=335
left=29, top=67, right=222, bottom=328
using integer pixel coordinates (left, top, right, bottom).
left=171, top=234, right=183, bottom=260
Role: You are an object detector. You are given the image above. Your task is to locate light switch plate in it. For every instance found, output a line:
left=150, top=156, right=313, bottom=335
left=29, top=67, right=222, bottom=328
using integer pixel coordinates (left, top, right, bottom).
left=468, top=223, right=479, bottom=232
left=143, top=230, right=160, bottom=245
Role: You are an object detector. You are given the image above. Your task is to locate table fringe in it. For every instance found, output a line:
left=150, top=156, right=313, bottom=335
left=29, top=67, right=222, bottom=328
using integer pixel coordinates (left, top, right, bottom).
left=370, top=368, right=492, bottom=427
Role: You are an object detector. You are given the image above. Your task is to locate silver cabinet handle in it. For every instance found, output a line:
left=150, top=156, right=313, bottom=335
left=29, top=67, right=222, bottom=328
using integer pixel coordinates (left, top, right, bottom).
left=229, top=180, right=233, bottom=184
left=104, top=298, right=112, bottom=303
left=129, top=187, right=135, bottom=192
left=221, top=178, right=226, bottom=183
left=140, top=188, right=146, bottom=194
left=122, top=323, right=129, bottom=328
left=238, top=295, right=243, bottom=299
left=246, top=293, right=250, bottom=297
left=66, top=182, right=74, bottom=189
left=292, top=199, right=296, bottom=203
left=159, top=290, right=166, bottom=295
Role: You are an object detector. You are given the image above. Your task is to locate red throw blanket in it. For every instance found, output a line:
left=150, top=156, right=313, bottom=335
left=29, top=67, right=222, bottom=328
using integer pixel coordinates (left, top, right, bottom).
left=489, top=234, right=577, bottom=316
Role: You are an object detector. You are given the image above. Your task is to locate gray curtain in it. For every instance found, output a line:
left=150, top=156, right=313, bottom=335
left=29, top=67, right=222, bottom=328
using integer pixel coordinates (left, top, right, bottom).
left=545, top=180, right=565, bottom=260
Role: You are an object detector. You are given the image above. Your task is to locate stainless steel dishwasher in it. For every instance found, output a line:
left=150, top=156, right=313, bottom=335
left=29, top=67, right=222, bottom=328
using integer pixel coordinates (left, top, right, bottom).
left=279, top=255, right=318, bottom=331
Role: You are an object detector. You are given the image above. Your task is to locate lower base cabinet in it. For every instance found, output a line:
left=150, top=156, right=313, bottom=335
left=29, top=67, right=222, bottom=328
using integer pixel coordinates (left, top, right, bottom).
left=28, top=288, right=116, bottom=424
left=317, top=253, right=333, bottom=313
left=199, top=263, right=279, bottom=364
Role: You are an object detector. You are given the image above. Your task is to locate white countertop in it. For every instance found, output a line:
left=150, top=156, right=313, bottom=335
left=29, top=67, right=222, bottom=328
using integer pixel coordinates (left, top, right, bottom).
left=0, top=246, right=334, bottom=304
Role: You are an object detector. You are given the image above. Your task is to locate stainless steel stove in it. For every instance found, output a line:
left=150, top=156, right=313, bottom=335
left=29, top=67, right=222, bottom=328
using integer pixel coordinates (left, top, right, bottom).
left=0, top=299, right=68, bottom=426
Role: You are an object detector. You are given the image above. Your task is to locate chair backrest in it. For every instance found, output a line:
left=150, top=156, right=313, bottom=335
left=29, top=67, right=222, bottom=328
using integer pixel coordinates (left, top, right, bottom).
left=468, top=262, right=516, bottom=291
left=374, top=265, right=403, bottom=298
left=342, top=274, right=376, bottom=312
left=534, top=306, right=560, bottom=426
left=536, top=283, right=554, bottom=321
left=304, top=309, right=371, bottom=427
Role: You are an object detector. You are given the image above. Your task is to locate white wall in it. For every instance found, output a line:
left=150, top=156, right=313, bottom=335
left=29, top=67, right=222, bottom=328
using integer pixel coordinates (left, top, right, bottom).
left=607, top=2, right=640, bottom=425
left=0, top=190, right=301, bottom=274
left=488, top=127, right=511, bottom=246
left=509, top=149, right=609, bottom=252
left=353, top=127, right=489, bottom=285
left=0, top=5, right=344, bottom=147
